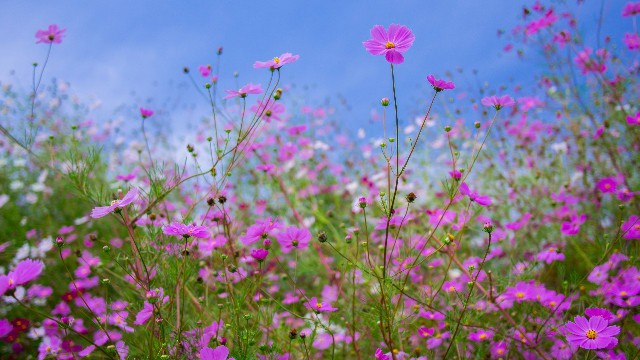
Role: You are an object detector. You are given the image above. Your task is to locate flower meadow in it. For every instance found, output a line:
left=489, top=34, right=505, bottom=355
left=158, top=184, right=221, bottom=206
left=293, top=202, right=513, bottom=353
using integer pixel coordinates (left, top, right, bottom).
left=1, top=1, right=640, bottom=359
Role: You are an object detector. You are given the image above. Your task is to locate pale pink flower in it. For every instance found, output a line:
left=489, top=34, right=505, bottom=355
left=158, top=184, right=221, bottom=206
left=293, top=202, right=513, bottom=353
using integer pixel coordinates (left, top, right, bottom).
left=253, top=53, right=299, bottom=70
left=35, top=24, right=66, bottom=44
left=223, top=83, right=263, bottom=100
left=90, top=188, right=138, bottom=218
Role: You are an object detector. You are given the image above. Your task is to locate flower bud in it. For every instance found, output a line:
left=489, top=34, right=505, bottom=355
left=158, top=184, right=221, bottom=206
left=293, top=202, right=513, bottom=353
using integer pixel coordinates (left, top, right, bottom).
left=405, top=192, right=417, bottom=203
left=358, top=197, right=367, bottom=209
left=317, top=231, right=327, bottom=243
left=381, top=98, right=390, bottom=106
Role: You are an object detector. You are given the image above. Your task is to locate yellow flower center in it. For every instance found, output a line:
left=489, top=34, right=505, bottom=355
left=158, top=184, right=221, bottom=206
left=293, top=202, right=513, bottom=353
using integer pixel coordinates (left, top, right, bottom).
left=497, top=349, right=504, bottom=355
left=479, top=334, right=487, bottom=339
left=448, top=286, right=455, bottom=292
left=516, top=292, right=524, bottom=298
left=620, top=291, right=627, bottom=296
left=548, top=247, right=555, bottom=252
left=385, top=41, right=395, bottom=49
left=273, top=57, right=280, bottom=63
left=316, top=302, right=323, bottom=309
left=586, top=329, right=598, bottom=340
left=110, top=200, right=120, bottom=206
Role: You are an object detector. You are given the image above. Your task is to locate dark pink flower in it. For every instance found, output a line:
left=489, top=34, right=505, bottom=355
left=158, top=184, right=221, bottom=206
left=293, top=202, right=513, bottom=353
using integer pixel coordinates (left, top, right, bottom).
left=585, top=308, right=615, bottom=322
left=304, top=296, right=337, bottom=313
left=253, top=53, right=299, bottom=70
left=596, top=177, right=617, bottom=193
left=90, top=188, right=138, bottom=218
left=250, top=248, right=269, bottom=262
left=0, top=259, right=45, bottom=296
left=363, top=24, right=415, bottom=64
left=468, top=329, right=494, bottom=342
left=627, top=111, right=640, bottom=126
left=621, top=215, right=640, bottom=240
left=426, top=74, right=455, bottom=92
left=481, top=95, right=515, bottom=110
left=561, top=214, right=587, bottom=236
left=623, top=33, right=640, bottom=50
left=133, top=302, right=154, bottom=325
left=564, top=316, right=620, bottom=349
left=622, top=2, right=640, bottom=17
left=223, top=83, right=263, bottom=100
left=163, top=222, right=209, bottom=239
left=536, top=245, right=565, bottom=264
left=140, top=108, right=154, bottom=118
left=35, top=24, right=66, bottom=44
left=198, top=65, right=212, bottom=77
left=200, top=345, right=230, bottom=360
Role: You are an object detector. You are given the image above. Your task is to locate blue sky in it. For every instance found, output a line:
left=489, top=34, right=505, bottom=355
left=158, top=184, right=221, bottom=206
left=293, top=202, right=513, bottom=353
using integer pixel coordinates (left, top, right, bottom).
left=0, top=1, right=632, bottom=138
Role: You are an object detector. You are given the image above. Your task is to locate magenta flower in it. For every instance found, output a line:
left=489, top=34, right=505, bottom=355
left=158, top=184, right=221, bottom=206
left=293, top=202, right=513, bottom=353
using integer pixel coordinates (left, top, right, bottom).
left=304, top=297, right=338, bottom=313
left=35, top=24, right=66, bottom=44
left=536, top=245, right=565, bottom=264
left=561, top=214, right=587, bottom=236
left=627, top=111, right=640, bottom=126
left=468, top=329, right=494, bottom=342
left=163, top=222, right=210, bottom=239
left=0, top=259, right=45, bottom=296
left=481, top=95, right=515, bottom=110
left=250, top=248, right=269, bottom=262
left=623, top=32, right=640, bottom=50
left=90, top=188, right=138, bottom=218
left=140, top=107, right=154, bottom=118
left=622, top=2, right=640, bottom=17
left=253, top=53, right=300, bottom=70
left=363, top=24, right=415, bottom=64
left=0, top=319, right=11, bottom=338
left=621, top=215, right=640, bottom=240
left=239, top=218, right=282, bottom=246
left=200, top=345, right=231, bottom=360
left=133, top=302, right=154, bottom=325
left=276, top=226, right=312, bottom=253
left=564, top=315, right=620, bottom=349
left=585, top=308, right=615, bottom=322
left=223, top=83, right=263, bottom=100
left=198, top=65, right=212, bottom=77
left=459, top=182, right=492, bottom=206
left=596, top=177, right=617, bottom=193
left=426, top=74, right=455, bottom=92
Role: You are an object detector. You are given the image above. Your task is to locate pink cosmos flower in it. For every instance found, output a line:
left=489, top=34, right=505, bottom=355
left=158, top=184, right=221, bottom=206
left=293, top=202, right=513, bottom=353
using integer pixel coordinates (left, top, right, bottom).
left=0, top=259, right=45, bottom=296
left=163, top=222, right=210, bottom=239
left=536, top=245, right=565, bottom=264
left=90, top=188, right=138, bottom=218
left=304, top=296, right=338, bottom=313
left=596, top=177, right=617, bottom=193
left=0, top=319, right=11, bottom=338
left=585, top=308, right=615, bottom=322
left=574, top=48, right=608, bottom=74
left=622, top=2, right=640, bottom=17
left=627, top=111, right=640, bottom=126
left=250, top=248, right=269, bottom=262
left=623, top=33, right=640, bottom=50
left=276, top=226, right=311, bottom=253
left=459, top=182, right=492, bottom=206
left=198, top=65, right=212, bottom=77
left=363, top=24, right=415, bottom=64
left=201, top=345, right=232, bottom=360
left=133, top=302, right=154, bottom=325
left=140, top=108, right=154, bottom=118
left=564, top=315, right=620, bottom=349
left=35, top=24, right=66, bottom=44
left=468, top=329, right=494, bottom=342
left=426, top=74, right=455, bottom=92
left=561, top=213, right=587, bottom=236
left=223, top=83, right=263, bottom=100
left=253, top=53, right=300, bottom=70
left=481, top=95, right=515, bottom=110
left=621, top=215, right=640, bottom=240
left=239, top=218, right=282, bottom=246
